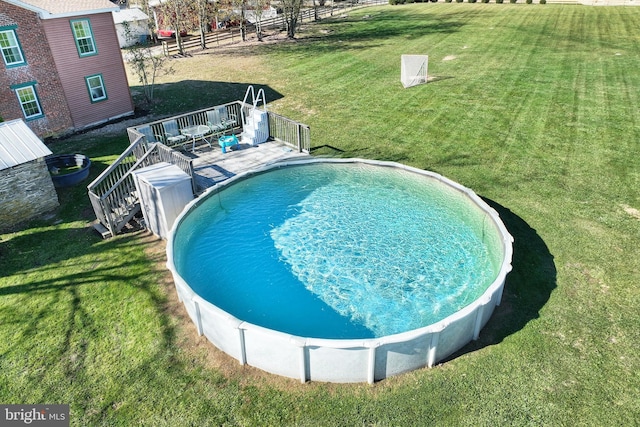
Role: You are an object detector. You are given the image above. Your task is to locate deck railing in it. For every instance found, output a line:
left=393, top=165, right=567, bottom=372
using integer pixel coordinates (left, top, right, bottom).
left=130, top=101, right=310, bottom=157
left=129, top=102, right=244, bottom=146
left=238, top=101, right=310, bottom=153
left=87, top=137, right=193, bottom=237
left=267, top=111, right=311, bottom=153
left=129, top=101, right=309, bottom=154
left=89, top=100, right=309, bottom=237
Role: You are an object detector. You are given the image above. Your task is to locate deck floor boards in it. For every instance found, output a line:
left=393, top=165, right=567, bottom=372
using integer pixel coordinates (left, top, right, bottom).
left=188, top=140, right=309, bottom=193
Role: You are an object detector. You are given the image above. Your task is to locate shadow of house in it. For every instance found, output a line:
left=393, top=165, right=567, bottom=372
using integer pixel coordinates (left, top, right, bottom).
left=131, top=80, right=284, bottom=114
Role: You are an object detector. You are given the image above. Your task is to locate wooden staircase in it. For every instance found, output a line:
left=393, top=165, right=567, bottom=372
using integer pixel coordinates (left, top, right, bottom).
left=87, top=137, right=193, bottom=238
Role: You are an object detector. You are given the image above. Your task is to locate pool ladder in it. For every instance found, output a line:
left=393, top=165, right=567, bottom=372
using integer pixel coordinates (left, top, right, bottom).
left=241, top=85, right=269, bottom=145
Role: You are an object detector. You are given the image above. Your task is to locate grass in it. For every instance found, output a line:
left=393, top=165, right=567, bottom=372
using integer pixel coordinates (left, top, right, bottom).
left=3, top=4, right=640, bottom=425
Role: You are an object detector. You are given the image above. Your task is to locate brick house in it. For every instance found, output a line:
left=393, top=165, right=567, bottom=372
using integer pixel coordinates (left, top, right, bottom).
left=0, top=0, right=134, bottom=138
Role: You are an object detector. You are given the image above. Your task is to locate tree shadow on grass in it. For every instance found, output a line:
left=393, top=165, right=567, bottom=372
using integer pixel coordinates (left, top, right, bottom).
left=0, top=230, right=217, bottom=424
left=443, top=198, right=557, bottom=362
left=203, top=8, right=476, bottom=60
left=268, top=16, right=465, bottom=57
left=0, top=227, right=147, bottom=291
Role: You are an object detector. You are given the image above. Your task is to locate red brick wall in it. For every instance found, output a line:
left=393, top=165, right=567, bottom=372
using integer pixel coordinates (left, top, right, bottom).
left=0, top=3, right=74, bottom=138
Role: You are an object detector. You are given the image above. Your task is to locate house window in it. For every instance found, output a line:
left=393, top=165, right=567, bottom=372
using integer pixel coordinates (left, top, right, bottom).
left=0, top=27, right=26, bottom=67
left=70, top=19, right=97, bottom=57
left=86, top=74, right=107, bottom=102
left=13, top=83, right=43, bottom=120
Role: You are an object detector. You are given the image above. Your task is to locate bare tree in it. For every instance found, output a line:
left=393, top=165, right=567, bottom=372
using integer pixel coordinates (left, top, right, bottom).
left=282, top=0, right=303, bottom=39
left=250, top=0, right=270, bottom=41
left=230, top=0, right=248, bottom=42
left=193, top=0, right=216, bottom=48
left=156, top=0, right=190, bottom=55
left=136, top=0, right=156, bottom=41
left=122, top=21, right=175, bottom=107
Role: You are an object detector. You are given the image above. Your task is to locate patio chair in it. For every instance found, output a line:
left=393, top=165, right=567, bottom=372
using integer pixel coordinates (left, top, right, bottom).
left=212, top=107, right=238, bottom=129
left=137, top=126, right=158, bottom=144
left=206, top=109, right=226, bottom=134
left=162, top=120, right=188, bottom=148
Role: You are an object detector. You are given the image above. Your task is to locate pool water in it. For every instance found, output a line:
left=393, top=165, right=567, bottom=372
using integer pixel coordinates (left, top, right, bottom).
left=173, top=163, right=501, bottom=339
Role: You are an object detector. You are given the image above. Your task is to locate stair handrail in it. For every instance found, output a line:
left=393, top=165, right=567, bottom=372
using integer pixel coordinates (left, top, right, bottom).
left=241, top=85, right=268, bottom=128
left=256, top=88, right=267, bottom=113
left=241, top=85, right=254, bottom=127
left=242, top=85, right=256, bottom=111
left=96, top=143, right=162, bottom=202
left=87, top=133, right=148, bottom=197
left=93, top=143, right=193, bottom=210
left=88, top=136, right=193, bottom=236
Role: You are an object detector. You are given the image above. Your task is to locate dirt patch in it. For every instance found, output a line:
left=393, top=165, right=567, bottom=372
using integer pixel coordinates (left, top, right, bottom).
left=443, top=55, right=457, bottom=61
left=190, top=27, right=299, bottom=58
left=85, top=115, right=158, bottom=136
left=621, top=204, right=640, bottom=220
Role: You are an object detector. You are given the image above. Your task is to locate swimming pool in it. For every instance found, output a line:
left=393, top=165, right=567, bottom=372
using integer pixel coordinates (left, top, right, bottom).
left=167, top=158, right=513, bottom=383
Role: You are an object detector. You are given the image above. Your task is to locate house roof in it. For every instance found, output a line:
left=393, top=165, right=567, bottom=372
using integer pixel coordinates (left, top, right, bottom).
left=0, top=119, right=52, bottom=171
left=112, top=7, right=148, bottom=25
left=2, top=0, right=118, bottom=19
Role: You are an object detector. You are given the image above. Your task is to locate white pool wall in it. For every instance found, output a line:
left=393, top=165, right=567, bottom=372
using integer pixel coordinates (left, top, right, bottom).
left=167, top=158, right=513, bottom=384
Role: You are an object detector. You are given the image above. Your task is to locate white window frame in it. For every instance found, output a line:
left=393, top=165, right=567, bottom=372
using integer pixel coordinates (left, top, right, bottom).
left=0, top=28, right=25, bottom=67
left=14, top=85, right=43, bottom=120
left=85, top=74, right=107, bottom=102
left=70, top=19, right=97, bottom=57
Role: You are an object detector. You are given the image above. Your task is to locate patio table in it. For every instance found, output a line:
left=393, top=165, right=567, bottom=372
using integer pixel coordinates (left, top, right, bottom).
left=181, top=125, right=212, bottom=152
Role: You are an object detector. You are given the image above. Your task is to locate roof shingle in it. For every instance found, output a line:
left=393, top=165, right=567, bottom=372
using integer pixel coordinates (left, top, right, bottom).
left=4, top=0, right=118, bottom=17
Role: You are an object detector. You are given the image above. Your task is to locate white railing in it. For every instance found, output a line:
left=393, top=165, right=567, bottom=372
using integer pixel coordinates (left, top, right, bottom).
left=88, top=100, right=311, bottom=237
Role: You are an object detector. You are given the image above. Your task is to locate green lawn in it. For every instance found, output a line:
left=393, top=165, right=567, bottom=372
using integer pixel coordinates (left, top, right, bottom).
left=2, top=4, right=640, bottom=425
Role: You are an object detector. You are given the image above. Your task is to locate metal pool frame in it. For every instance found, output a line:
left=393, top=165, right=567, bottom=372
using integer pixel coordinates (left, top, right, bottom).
left=166, top=158, right=513, bottom=383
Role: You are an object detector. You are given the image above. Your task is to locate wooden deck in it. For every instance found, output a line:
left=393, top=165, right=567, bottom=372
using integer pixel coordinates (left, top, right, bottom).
left=186, top=139, right=310, bottom=193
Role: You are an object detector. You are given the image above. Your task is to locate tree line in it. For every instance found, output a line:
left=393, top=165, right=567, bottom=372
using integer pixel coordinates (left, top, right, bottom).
left=125, top=0, right=306, bottom=54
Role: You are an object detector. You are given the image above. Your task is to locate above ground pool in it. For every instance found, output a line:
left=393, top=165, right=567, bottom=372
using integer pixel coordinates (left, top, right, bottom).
left=167, top=159, right=513, bottom=383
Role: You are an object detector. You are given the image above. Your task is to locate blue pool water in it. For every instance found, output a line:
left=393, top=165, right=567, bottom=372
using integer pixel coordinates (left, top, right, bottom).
left=173, top=163, right=501, bottom=339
